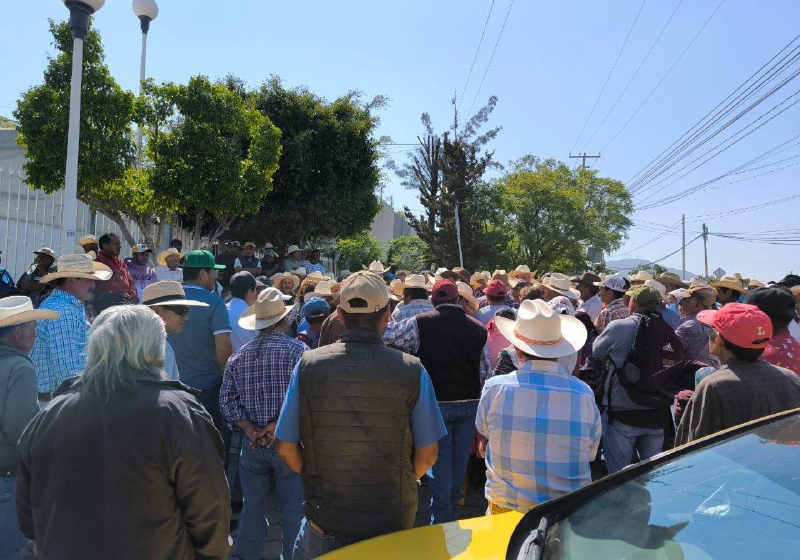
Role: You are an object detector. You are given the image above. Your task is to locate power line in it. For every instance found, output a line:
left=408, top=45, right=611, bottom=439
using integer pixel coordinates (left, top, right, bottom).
left=581, top=0, right=685, bottom=151
left=466, top=0, right=516, bottom=117
left=619, top=218, right=682, bottom=256
left=569, top=0, right=647, bottom=154
left=643, top=233, right=703, bottom=267
left=600, top=0, right=726, bottom=153
left=458, top=0, right=496, bottom=113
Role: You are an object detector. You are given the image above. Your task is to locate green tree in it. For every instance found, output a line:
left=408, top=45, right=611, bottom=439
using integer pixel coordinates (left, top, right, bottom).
left=14, top=20, right=145, bottom=245
left=629, top=263, right=669, bottom=277
left=0, top=116, right=15, bottom=128
left=336, top=232, right=383, bottom=271
left=143, top=76, right=282, bottom=243
left=497, top=156, right=633, bottom=274
left=386, top=235, right=429, bottom=272
left=227, top=77, right=384, bottom=247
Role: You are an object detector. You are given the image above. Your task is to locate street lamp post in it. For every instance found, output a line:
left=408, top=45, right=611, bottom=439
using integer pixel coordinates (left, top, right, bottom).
left=61, top=0, right=105, bottom=258
left=132, top=0, right=158, bottom=164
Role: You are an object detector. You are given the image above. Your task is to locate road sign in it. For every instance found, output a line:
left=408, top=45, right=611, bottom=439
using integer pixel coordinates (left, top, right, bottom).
left=713, top=267, right=725, bottom=278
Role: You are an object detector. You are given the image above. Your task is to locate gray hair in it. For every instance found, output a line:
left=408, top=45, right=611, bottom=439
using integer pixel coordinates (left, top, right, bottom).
left=0, top=324, right=19, bottom=341
left=80, top=305, right=165, bottom=398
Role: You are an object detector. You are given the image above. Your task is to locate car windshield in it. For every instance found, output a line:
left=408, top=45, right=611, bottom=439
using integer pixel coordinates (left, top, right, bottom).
left=539, top=414, right=800, bottom=560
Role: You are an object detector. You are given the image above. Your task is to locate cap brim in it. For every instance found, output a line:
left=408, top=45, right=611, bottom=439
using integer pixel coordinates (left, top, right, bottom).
left=0, top=309, right=59, bottom=328
left=494, top=315, right=587, bottom=359
left=238, top=304, right=293, bottom=330
left=695, top=309, right=719, bottom=327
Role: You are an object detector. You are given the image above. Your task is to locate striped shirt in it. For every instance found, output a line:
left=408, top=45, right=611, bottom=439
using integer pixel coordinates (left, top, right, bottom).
left=220, top=330, right=307, bottom=430
left=594, top=297, right=629, bottom=333
left=30, top=289, right=90, bottom=392
left=477, top=360, right=601, bottom=510
left=391, top=298, right=434, bottom=322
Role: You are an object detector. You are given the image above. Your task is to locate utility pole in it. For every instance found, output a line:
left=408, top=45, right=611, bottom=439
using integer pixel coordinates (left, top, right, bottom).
left=682, top=214, right=686, bottom=280
left=569, top=152, right=601, bottom=170
left=702, top=223, right=709, bottom=277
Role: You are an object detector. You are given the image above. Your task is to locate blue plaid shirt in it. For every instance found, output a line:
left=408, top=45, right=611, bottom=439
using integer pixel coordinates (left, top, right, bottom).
left=220, top=329, right=308, bottom=430
left=477, top=360, right=601, bottom=510
left=391, top=298, right=434, bottom=321
left=30, top=289, right=90, bottom=393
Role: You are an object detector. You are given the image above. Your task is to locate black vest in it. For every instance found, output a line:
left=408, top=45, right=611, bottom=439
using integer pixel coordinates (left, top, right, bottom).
left=416, top=304, right=487, bottom=401
left=238, top=255, right=260, bottom=269
left=298, top=329, right=421, bottom=538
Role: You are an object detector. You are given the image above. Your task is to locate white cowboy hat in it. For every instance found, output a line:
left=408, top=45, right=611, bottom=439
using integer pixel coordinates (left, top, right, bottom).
left=643, top=279, right=667, bottom=298
left=508, top=265, right=532, bottom=278
left=363, top=260, right=390, bottom=274
left=141, top=281, right=209, bottom=308
left=157, top=247, right=183, bottom=266
left=304, top=280, right=340, bottom=302
left=631, top=270, right=654, bottom=284
left=399, top=273, right=433, bottom=292
left=495, top=299, right=587, bottom=359
left=271, top=272, right=300, bottom=291
left=0, top=296, right=59, bottom=328
left=40, top=254, right=112, bottom=283
left=456, top=281, right=478, bottom=309
left=543, top=273, right=580, bottom=299
left=306, top=271, right=331, bottom=281
left=286, top=245, right=303, bottom=254
left=389, top=278, right=405, bottom=298
left=239, top=288, right=294, bottom=330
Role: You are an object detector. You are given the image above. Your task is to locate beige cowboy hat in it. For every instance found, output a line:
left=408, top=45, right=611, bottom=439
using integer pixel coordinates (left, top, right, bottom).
left=495, top=299, right=587, bottom=359
left=286, top=245, right=303, bottom=254
left=157, top=247, right=183, bottom=266
left=456, top=281, right=478, bottom=309
left=304, top=280, right=340, bottom=302
left=643, top=279, right=667, bottom=298
left=306, top=271, right=331, bottom=281
left=712, top=275, right=748, bottom=295
left=655, top=272, right=687, bottom=289
left=747, top=279, right=765, bottom=290
left=141, top=281, right=209, bottom=308
left=492, top=269, right=514, bottom=287
left=508, top=264, right=532, bottom=278
left=77, top=234, right=97, bottom=246
left=470, top=272, right=489, bottom=286
left=543, top=273, right=580, bottom=299
left=271, top=272, right=300, bottom=291
left=389, top=278, right=405, bottom=298
left=40, top=254, right=112, bottom=283
left=0, top=296, right=59, bottom=328
left=399, top=273, right=434, bottom=292
left=363, top=260, right=390, bottom=274
left=33, top=247, right=56, bottom=258
left=630, top=270, right=654, bottom=285
left=239, top=288, right=294, bottom=330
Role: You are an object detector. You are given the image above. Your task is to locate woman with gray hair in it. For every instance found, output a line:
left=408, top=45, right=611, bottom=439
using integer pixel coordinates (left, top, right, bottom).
left=16, top=305, right=232, bottom=560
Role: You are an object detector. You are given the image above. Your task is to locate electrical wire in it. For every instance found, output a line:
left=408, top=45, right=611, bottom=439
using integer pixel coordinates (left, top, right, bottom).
left=641, top=233, right=703, bottom=266
left=458, top=0, right=496, bottom=114
left=569, top=0, right=647, bottom=155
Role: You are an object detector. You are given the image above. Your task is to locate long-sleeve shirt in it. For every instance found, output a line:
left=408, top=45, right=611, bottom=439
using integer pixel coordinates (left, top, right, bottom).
left=391, top=298, right=434, bottom=321
left=594, top=297, right=629, bottom=334
left=94, top=251, right=137, bottom=301
left=30, top=289, right=90, bottom=393
left=220, top=330, right=307, bottom=430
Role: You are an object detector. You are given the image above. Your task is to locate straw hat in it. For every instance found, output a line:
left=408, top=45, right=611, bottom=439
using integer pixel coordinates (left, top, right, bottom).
left=389, top=278, right=405, bottom=298
left=363, top=260, right=390, bottom=274
left=271, top=272, right=300, bottom=291
left=304, top=280, right=340, bottom=302
left=494, top=299, right=587, bottom=359
left=286, top=245, right=303, bottom=254
left=543, top=273, right=580, bottom=299
left=40, top=254, right=112, bottom=283
left=33, top=247, right=56, bottom=258
left=747, top=279, right=765, bottom=291
left=77, top=234, right=97, bottom=246
left=508, top=265, right=532, bottom=278
left=456, top=281, right=478, bottom=309
left=643, top=279, right=667, bottom=297
left=0, top=296, right=59, bottom=328
left=141, top=281, right=209, bottom=308
left=655, top=272, right=687, bottom=289
left=157, top=247, right=183, bottom=266
left=238, top=288, right=294, bottom=330
left=712, top=275, right=747, bottom=295
left=399, top=273, right=434, bottom=292
left=306, top=271, right=331, bottom=281
left=630, top=270, right=654, bottom=285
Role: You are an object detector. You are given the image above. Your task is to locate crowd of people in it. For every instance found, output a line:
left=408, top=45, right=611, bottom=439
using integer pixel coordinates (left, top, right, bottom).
left=2, top=237, right=800, bottom=559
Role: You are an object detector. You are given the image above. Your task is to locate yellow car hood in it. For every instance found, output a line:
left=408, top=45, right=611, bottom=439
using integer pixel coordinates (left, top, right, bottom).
left=318, top=511, right=524, bottom=560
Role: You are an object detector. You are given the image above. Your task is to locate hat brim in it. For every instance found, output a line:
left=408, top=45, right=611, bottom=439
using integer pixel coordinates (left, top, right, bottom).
left=656, top=276, right=688, bottom=289
left=0, top=309, right=59, bottom=328
left=711, top=281, right=746, bottom=294
left=459, top=292, right=478, bottom=308
left=548, top=285, right=581, bottom=299
left=238, top=304, right=293, bottom=331
left=494, top=314, right=587, bottom=359
left=158, top=251, right=183, bottom=266
left=272, top=275, right=300, bottom=291
left=40, top=266, right=113, bottom=283
left=145, top=298, right=209, bottom=308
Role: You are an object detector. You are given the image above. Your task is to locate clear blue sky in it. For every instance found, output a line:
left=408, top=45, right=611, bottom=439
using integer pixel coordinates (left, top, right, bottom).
left=2, top=0, right=798, bottom=281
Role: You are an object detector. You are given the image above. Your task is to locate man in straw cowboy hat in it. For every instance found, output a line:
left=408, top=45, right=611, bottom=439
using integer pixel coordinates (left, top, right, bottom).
left=29, top=254, right=111, bottom=400
left=17, top=247, right=57, bottom=304
left=142, top=281, right=210, bottom=382
left=0, top=296, right=58, bottom=557
left=17, top=305, right=232, bottom=560
left=383, top=279, right=490, bottom=525
left=674, top=282, right=719, bottom=366
left=477, top=299, right=600, bottom=513
left=276, top=271, right=444, bottom=558
left=574, top=272, right=602, bottom=322
left=391, top=273, right=434, bottom=321
left=154, top=247, right=183, bottom=282
left=221, top=287, right=307, bottom=560
left=711, top=274, right=747, bottom=307
left=283, top=245, right=305, bottom=272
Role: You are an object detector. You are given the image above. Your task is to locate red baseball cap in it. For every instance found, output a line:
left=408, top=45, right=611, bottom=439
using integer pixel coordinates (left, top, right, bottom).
left=697, top=303, right=772, bottom=349
left=431, top=279, right=459, bottom=303
left=484, top=279, right=508, bottom=298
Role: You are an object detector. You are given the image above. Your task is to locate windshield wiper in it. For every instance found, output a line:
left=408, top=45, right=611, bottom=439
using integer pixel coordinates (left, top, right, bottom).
left=520, top=517, right=550, bottom=560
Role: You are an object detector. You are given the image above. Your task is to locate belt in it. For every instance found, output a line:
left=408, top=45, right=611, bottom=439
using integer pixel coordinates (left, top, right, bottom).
left=487, top=501, right=517, bottom=515
left=38, top=392, right=53, bottom=401
left=1, top=466, right=17, bottom=477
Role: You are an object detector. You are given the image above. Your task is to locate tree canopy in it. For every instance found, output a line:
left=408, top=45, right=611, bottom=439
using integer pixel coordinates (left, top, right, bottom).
left=336, top=231, right=384, bottom=271
left=386, top=235, right=429, bottom=272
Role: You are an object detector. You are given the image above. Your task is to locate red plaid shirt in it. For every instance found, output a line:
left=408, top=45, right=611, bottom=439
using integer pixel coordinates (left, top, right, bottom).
left=94, top=251, right=137, bottom=301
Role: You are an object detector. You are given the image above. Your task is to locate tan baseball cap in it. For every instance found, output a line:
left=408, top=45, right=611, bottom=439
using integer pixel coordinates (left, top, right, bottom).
left=338, top=270, right=389, bottom=313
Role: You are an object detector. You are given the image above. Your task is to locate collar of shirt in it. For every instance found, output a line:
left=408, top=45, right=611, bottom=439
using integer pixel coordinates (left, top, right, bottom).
left=517, top=359, right=565, bottom=375
left=46, top=288, right=83, bottom=308
left=606, top=298, right=627, bottom=311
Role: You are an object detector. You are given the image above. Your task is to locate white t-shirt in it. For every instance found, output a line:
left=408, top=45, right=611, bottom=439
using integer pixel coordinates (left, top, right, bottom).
left=154, top=266, right=183, bottom=282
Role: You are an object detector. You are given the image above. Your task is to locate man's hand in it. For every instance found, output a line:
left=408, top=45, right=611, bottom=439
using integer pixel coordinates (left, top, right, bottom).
left=477, top=434, right=488, bottom=459
left=236, top=420, right=276, bottom=448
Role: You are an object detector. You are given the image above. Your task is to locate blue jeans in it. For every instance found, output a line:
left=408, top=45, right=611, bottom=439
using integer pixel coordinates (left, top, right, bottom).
left=429, top=400, right=478, bottom=524
left=602, top=412, right=664, bottom=474
left=0, top=476, right=26, bottom=560
left=292, top=517, right=362, bottom=560
left=232, top=445, right=304, bottom=560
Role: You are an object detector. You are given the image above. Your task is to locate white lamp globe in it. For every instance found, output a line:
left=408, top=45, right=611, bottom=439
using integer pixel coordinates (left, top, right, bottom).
left=132, top=0, right=159, bottom=21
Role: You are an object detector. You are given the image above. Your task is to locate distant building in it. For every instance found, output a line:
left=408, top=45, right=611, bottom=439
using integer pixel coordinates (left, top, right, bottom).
left=370, top=199, right=414, bottom=244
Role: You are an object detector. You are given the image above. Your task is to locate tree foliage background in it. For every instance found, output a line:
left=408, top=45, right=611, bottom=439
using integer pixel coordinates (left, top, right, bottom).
left=386, top=235, right=429, bottom=272
left=335, top=232, right=384, bottom=272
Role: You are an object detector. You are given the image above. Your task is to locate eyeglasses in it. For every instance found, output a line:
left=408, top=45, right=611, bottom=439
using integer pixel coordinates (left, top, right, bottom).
left=168, top=306, right=190, bottom=317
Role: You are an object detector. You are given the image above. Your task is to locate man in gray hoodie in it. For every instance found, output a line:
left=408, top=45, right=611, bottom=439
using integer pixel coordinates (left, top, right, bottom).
left=0, top=296, right=57, bottom=559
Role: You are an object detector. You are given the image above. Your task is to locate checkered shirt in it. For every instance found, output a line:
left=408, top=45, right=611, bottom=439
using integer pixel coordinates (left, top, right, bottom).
left=594, top=297, right=630, bottom=333
left=30, top=289, right=90, bottom=393
left=477, top=360, right=601, bottom=510
left=220, top=330, right=308, bottom=430
left=391, top=298, right=434, bottom=321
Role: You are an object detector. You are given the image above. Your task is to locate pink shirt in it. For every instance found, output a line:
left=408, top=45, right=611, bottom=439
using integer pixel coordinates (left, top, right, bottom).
left=762, top=331, right=800, bottom=376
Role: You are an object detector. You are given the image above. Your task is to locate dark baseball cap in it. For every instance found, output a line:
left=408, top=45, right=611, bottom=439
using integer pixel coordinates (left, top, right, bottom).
left=431, top=279, right=459, bottom=303
left=747, top=285, right=797, bottom=319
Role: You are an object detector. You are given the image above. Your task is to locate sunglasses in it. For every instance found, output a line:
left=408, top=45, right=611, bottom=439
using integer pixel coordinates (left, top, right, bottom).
left=168, top=306, right=190, bottom=317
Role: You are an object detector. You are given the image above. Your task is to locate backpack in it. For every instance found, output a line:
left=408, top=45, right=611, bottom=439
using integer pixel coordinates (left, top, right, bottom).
left=612, top=313, right=685, bottom=409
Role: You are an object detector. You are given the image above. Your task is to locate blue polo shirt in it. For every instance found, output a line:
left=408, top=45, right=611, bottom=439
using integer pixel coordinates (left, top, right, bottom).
left=167, top=284, right=231, bottom=391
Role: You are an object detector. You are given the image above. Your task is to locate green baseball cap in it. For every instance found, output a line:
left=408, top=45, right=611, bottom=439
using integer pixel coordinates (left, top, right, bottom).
left=625, top=285, right=662, bottom=310
left=183, top=250, right=226, bottom=269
